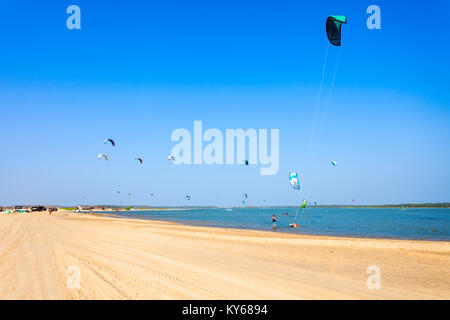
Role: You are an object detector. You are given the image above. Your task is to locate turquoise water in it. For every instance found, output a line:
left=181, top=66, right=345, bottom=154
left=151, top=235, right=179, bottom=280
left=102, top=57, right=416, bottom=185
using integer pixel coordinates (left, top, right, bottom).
left=112, top=207, right=450, bottom=241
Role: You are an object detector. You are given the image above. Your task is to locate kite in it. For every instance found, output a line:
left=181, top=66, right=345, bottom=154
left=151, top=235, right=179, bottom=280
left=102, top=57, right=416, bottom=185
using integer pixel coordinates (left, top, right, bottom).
left=289, top=172, right=300, bottom=190
left=104, top=139, right=115, bottom=147
left=97, top=154, right=109, bottom=161
left=326, top=15, right=347, bottom=46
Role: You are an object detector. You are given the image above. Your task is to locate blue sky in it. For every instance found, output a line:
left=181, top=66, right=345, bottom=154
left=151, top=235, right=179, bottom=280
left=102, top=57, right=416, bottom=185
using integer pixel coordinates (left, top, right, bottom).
left=0, top=0, right=449, bottom=206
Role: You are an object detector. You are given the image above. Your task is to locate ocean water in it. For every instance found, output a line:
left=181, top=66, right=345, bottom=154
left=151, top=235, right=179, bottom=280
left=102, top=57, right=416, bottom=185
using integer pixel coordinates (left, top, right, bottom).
left=111, top=207, right=450, bottom=241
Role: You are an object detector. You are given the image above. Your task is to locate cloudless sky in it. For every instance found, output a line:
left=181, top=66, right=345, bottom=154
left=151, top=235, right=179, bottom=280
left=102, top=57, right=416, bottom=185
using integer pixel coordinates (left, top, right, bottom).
left=0, top=0, right=449, bottom=206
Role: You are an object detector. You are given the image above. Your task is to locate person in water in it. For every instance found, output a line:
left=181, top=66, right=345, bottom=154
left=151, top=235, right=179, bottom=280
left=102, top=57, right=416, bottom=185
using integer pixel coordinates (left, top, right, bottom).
left=272, top=214, right=277, bottom=229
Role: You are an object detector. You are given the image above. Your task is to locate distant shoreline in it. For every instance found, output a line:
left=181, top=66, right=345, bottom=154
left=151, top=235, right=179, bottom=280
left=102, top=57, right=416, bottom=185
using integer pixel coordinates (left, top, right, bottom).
left=70, top=203, right=450, bottom=210
left=2, top=203, right=449, bottom=211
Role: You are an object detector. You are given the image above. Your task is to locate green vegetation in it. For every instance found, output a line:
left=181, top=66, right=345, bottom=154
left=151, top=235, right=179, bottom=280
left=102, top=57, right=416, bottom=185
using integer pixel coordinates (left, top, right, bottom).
left=371, top=203, right=450, bottom=208
left=125, top=206, right=131, bottom=210
left=240, top=203, right=450, bottom=209
left=60, top=207, right=76, bottom=211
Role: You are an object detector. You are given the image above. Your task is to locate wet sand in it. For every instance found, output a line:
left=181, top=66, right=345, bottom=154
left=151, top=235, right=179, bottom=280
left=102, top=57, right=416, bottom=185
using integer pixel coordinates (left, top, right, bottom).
left=0, top=211, right=448, bottom=299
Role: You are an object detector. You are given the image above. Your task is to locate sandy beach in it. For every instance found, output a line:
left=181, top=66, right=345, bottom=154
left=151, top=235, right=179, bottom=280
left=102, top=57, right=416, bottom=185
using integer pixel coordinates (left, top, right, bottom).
left=0, top=210, right=448, bottom=299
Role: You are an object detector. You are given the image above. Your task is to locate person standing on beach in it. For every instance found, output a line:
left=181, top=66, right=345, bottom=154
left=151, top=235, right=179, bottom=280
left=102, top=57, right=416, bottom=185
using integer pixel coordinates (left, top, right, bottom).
left=272, top=214, right=277, bottom=229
